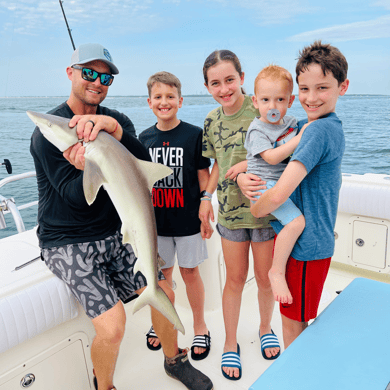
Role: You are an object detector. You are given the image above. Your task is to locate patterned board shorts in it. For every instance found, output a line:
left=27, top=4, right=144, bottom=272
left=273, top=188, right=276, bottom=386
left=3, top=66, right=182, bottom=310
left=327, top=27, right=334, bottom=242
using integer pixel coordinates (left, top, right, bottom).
left=41, top=231, right=161, bottom=319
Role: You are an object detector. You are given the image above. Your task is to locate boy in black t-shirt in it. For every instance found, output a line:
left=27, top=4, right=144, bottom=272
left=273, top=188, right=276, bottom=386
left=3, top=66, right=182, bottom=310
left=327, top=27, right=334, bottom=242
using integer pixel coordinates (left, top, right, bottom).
left=139, top=71, right=212, bottom=360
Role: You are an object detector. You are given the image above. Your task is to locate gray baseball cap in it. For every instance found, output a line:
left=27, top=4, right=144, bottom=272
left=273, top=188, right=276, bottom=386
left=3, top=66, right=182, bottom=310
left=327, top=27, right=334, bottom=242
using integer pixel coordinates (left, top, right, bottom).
left=70, top=43, right=119, bottom=75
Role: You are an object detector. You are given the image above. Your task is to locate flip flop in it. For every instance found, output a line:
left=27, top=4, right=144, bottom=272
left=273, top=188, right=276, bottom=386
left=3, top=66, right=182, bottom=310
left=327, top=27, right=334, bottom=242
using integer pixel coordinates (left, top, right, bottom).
left=93, top=371, right=116, bottom=390
left=191, top=331, right=211, bottom=360
left=260, top=329, right=280, bottom=360
left=221, top=344, right=241, bottom=380
left=146, top=325, right=161, bottom=351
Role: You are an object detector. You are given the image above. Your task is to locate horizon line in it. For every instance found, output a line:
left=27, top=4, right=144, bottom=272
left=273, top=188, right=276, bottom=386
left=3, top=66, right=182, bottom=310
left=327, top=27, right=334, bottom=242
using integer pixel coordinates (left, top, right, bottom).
left=1, top=94, right=389, bottom=99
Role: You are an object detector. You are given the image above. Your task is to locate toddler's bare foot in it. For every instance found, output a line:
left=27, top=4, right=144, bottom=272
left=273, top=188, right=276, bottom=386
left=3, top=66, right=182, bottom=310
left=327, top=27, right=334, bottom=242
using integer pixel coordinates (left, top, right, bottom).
left=268, top=268, right=293, bottom=304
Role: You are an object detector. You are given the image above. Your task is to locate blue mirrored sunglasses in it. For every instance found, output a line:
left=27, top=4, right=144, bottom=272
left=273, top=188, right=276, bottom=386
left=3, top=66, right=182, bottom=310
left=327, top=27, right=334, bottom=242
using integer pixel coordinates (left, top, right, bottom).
left=72, top=65, right=114, bottom=86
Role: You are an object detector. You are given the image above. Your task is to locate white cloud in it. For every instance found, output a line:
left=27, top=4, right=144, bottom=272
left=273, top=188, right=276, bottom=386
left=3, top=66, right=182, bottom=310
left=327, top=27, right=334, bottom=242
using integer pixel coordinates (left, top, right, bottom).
left=205, top=0, right=316, bottom=25
left=0, top=0, right=157, bottom=34
left=373, top=0, right=390, bottom=10
left=246, top=0, right=316, bottom=25
left=287, top=15, right=390, bottom=42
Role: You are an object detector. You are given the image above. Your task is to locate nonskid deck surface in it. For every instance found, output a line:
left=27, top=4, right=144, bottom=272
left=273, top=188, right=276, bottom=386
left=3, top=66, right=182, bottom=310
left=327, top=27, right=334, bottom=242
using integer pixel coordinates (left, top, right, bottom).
left=115, top=284, right=279, bottom=390
left=2, top=227, right=390, bottom=389
left=112, top=263, right=367, bottom=390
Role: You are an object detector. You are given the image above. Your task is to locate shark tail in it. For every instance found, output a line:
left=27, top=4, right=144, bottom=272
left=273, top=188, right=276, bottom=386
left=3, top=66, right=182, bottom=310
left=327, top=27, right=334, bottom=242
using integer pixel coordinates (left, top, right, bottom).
left=132, top=285, right=185, bottom=335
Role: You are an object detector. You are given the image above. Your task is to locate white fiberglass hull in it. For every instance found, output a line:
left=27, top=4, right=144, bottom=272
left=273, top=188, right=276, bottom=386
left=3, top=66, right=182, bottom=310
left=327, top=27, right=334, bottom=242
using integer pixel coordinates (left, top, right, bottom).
left=0, top=172, right=389, bottom=389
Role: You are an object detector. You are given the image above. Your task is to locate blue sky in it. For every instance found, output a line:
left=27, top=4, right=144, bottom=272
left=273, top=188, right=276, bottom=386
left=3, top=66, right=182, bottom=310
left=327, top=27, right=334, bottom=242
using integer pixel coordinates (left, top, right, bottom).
left=0, top=0, right=389, bottom=97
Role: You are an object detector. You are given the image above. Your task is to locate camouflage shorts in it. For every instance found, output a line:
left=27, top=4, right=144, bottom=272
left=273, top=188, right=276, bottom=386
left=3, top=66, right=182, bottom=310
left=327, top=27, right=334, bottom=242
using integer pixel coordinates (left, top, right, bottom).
left=42, top=231, right=155, bottom=319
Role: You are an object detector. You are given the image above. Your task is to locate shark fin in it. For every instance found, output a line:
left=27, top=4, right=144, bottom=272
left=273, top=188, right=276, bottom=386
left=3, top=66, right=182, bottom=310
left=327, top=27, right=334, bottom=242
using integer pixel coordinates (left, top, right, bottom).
left=83, top=159, right=107, bottom=205
left=136, top=160, right=173, bottom=192
left=121, top=226, right=141, bottom=271
left=121, top=227, right=139, bottom=257
left=133, top=256, right=143, bottom=277
left=132, top=285, right=185, bottom=335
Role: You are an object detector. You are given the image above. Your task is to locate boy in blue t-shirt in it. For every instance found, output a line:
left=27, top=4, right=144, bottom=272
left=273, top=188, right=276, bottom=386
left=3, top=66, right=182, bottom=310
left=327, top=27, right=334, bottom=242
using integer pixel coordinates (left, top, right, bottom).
left=238, top=41, right=349, bottom=349
left=139, top=71, right=213, bottom=361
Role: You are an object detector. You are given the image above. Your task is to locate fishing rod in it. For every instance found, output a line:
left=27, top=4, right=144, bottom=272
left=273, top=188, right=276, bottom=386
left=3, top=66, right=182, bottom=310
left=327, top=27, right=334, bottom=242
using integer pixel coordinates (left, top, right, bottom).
left=59, top=0, right=76, bottom=50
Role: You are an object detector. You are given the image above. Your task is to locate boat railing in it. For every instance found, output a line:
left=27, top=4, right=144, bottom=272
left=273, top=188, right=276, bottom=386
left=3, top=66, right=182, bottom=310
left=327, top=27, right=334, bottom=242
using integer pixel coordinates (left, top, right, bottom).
left=0, top=171, right=37, bottom=233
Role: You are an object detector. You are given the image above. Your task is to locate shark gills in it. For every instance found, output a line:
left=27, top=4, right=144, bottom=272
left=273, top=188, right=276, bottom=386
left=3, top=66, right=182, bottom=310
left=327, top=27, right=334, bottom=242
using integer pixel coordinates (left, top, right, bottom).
left=27, top=111, right=185, bottom=334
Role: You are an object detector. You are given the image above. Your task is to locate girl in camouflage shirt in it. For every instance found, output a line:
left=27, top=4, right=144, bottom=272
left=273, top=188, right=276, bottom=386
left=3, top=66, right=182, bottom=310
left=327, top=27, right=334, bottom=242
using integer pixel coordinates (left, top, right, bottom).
left=199, top=50, right=281, bottom=381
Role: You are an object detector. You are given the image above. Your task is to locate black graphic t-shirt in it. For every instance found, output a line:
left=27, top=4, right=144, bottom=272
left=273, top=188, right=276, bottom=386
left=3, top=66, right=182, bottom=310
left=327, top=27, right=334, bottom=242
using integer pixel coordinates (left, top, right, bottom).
left=139, top=121, right=211, bottom=236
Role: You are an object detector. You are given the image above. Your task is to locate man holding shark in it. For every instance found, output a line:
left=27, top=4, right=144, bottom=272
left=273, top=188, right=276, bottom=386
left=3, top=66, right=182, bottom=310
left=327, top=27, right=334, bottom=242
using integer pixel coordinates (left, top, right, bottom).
left=30, top=43, right=213, bottom=390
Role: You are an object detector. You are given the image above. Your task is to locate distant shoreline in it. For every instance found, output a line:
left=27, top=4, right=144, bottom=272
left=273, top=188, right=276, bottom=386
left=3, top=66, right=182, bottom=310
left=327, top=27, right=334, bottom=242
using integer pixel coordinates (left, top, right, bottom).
left=1, top=94, right=389, bottom=99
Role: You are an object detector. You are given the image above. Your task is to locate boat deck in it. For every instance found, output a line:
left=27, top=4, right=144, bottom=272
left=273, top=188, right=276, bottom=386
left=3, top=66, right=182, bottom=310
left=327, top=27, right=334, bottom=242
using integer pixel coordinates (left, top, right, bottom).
left=2, top=171, right=390, bottom=389
left=112, top=261, right=390, bottom=390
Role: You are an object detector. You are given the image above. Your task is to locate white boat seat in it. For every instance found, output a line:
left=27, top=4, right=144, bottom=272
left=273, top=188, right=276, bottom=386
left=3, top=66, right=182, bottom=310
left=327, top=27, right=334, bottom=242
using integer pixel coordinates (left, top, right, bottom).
left=0, top=276, right=78, bottom=354
left=338, top=174, right=390, bottom=220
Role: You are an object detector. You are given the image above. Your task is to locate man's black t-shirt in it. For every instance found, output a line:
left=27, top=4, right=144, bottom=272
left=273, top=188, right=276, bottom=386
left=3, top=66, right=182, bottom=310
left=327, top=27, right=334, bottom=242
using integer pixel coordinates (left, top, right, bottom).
left=30, top=101, right=150, bottom=248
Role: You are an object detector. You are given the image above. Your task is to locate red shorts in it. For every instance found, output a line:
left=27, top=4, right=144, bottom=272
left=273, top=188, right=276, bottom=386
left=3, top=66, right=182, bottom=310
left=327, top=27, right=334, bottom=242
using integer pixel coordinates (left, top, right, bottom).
left=273, top=236, right=331, bottom=322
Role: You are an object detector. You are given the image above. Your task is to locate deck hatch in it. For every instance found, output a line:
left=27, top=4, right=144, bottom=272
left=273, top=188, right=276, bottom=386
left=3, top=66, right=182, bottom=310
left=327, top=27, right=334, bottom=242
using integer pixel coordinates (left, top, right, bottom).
left=0, top=334, right=91, bottom=390
left=351, top=219, right=387, bottom=269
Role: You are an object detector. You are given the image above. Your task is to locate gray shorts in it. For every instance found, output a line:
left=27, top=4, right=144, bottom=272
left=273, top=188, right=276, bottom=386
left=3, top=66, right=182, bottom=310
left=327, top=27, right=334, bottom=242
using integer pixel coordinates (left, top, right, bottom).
left=216, top=223, right=275, bottom=243
left=158, top=233, right=208, bottom=269
left=42, top=231, right=162, bottom=319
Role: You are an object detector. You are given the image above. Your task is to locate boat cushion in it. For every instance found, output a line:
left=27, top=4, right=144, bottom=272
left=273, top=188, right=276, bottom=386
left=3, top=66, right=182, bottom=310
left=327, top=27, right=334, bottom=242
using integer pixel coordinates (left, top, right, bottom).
left=338, top=174, right=390, bottom=220
left=0, top=276, right=78, bottom=354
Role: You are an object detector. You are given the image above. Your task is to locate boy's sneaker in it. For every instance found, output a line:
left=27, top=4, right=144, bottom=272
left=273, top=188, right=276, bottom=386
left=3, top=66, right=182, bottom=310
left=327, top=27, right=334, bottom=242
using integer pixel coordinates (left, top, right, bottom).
left=164, top=348, right=213, bottom=390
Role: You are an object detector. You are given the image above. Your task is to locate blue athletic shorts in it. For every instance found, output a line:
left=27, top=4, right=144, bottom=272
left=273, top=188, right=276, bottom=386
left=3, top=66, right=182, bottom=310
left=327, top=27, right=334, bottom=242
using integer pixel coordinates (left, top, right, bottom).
left=157, top=233, right=207, bottom=269
left=252, top=180, right=302, bottom=226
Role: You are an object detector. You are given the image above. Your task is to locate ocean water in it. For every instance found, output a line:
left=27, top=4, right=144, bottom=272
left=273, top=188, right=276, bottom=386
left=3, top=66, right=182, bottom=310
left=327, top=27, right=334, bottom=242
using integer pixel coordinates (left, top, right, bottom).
left=0, top=95, right=389, bottom=239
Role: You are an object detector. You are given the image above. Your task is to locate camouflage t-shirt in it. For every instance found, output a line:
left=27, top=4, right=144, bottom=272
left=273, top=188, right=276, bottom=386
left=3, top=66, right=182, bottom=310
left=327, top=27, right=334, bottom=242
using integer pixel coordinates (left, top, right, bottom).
left=202, top=95, right=274, bottom=230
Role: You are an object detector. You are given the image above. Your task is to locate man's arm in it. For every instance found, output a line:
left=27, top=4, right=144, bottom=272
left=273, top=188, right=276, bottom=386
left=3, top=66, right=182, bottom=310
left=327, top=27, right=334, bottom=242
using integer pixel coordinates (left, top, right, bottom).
left=64, top=114, right=124, bottom=169
left=251, top=160, right=307, bottom=218
left=64, top=113, right=150, bottom=169
left=31, top=131, right=87, bottom=208
left=69, top=115, right=123, bottom=142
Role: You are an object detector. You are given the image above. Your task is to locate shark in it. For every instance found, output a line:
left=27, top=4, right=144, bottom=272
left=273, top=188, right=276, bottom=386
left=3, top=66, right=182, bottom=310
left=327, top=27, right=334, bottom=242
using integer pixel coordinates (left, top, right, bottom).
left=26, top=110, right=185, bottom=334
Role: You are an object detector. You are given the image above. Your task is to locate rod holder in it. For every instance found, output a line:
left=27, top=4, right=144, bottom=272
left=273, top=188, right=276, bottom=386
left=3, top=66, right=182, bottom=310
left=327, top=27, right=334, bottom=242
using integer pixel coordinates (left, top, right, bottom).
left=1, top=159, right=12, bottom=174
